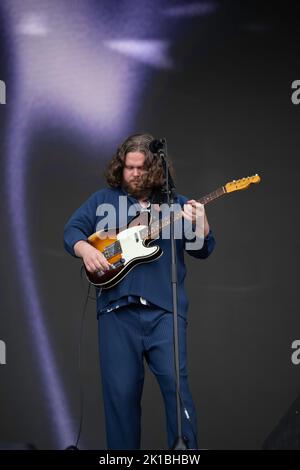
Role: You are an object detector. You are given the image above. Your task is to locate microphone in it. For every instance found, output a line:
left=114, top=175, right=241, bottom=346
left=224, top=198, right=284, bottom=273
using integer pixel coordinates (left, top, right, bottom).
left=149, top=138, right=165, bottom=154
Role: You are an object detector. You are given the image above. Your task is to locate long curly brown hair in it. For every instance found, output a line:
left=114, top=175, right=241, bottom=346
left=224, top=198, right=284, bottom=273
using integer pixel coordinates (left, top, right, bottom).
left=106, top=133, right=175, bottom=194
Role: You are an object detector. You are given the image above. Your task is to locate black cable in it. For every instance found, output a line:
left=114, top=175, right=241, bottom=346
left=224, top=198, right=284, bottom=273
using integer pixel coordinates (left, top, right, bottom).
left=69, top=268, right=96, bottom=450
left=80, top=265, right=97, bottom=301
left=74, top=281, right=90, bottom=449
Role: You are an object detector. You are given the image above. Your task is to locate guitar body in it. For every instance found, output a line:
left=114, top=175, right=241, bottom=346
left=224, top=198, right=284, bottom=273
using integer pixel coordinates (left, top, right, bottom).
left=85, top=212, right=162, bottom=288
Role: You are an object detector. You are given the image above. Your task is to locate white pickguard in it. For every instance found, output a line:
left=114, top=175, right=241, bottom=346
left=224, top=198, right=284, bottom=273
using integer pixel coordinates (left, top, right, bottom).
left=117, top=225, right=158, bottom=262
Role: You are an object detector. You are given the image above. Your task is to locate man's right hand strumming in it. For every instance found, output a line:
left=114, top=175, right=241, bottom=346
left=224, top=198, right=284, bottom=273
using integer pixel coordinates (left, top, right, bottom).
left=74, top=240, right=112, bottom=273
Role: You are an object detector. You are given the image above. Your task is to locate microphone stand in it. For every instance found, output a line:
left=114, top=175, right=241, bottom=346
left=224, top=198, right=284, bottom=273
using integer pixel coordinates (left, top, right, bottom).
left=151, top=138, right=189, bottom=450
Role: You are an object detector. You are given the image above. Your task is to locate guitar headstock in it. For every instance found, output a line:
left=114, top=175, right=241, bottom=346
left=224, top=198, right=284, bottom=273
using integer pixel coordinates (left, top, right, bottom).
left=225, top=174, right=261, bottom=193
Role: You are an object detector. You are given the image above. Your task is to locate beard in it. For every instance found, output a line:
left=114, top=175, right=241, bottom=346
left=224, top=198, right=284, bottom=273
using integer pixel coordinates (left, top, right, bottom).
left=122, top=177, right=152, bottom=200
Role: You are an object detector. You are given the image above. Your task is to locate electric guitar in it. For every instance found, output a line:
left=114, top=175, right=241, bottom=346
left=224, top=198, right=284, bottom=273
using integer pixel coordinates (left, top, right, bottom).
left=85, top=175, right=261, bottom=288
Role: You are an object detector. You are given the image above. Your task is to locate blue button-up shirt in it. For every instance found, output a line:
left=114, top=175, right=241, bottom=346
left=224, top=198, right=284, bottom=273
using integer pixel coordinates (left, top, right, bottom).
left=63, top=186, right=216, bottom=319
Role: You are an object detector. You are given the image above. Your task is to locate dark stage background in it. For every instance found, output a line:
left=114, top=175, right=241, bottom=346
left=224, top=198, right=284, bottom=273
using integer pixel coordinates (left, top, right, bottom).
left=0, top=0, right=300, bottom=450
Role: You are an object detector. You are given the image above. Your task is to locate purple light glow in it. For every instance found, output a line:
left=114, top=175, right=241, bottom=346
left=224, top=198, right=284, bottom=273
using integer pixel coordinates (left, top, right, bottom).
left=105, top=39, right=173, bottom=69
left=164, top=2, right=218, bottom=17
left=5, top=104, right=74, bottom=447
left=3, top=0, right=173, bottom=447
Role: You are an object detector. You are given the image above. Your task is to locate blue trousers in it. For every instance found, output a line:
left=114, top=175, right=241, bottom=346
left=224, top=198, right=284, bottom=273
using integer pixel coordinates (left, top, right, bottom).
left=97, top=303, right=198, bottom=449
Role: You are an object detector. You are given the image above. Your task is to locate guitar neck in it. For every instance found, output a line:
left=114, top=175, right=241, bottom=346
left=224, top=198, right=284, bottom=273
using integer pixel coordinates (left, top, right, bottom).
left=197, top=186, right=226, bottom=205
left=141, top=186, right=226, bottom=241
